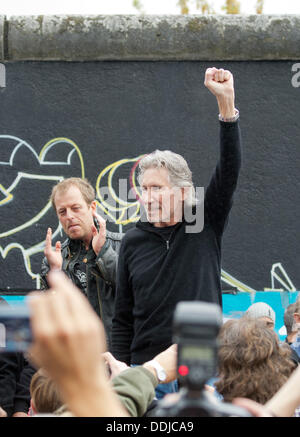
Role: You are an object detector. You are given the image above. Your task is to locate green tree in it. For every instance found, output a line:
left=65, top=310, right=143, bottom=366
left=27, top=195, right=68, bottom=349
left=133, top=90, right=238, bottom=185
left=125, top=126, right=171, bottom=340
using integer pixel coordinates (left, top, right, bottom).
left=177, top=0, right=214, bottom=14
left=132, top=0, right=264, bottom=14
left=221, top=0, right=240, bottom=14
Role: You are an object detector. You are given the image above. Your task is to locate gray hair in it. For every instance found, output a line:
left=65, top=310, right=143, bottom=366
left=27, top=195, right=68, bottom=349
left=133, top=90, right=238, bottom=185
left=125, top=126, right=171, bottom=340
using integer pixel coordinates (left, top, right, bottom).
left=137, top=150, right=197, bottom=207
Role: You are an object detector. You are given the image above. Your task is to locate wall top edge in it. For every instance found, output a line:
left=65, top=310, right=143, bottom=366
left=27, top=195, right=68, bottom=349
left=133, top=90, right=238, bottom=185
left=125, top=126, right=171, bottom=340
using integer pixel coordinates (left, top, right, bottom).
left=1, top=14, right=300, bottom=61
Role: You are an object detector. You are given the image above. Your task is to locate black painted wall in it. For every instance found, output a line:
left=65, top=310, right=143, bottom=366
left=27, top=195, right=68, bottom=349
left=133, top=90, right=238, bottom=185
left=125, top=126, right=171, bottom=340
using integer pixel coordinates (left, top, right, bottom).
left=0, top=60, right=299, bottom=292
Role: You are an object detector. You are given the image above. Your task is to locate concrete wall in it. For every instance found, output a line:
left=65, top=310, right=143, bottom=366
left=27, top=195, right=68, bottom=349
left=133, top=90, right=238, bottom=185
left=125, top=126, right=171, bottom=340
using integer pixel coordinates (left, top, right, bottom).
left=0, top=15, right=300, bottom=293
left=1, top=15, right=300, bottom=61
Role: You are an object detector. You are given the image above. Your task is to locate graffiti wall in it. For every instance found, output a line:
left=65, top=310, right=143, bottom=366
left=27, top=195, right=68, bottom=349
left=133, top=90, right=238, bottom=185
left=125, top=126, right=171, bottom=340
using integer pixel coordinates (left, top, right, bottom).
left=0, top=60, right=300, bottom=294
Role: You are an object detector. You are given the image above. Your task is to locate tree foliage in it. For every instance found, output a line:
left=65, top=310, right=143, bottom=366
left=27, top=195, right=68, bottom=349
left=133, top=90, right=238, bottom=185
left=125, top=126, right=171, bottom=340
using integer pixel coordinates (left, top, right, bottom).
left=178, top=1, right=215, bottom=14
left=132, top=0, right=265, bottom=14
left=256, top=0, right=264, bottom=14
left=221, top=0, right=241, bottom=14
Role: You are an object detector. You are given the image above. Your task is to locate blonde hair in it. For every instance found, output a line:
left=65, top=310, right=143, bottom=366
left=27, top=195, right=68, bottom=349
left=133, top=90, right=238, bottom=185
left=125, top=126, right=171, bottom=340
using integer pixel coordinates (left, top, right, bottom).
left=30, top=368, right=63, bottom=414
left=50, top=177, right=95, bottom=210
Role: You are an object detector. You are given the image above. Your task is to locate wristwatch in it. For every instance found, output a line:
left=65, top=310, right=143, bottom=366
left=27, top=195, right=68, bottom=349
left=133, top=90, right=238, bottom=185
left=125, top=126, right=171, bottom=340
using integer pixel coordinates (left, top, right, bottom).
left=146, top=360, right=167, bottom=383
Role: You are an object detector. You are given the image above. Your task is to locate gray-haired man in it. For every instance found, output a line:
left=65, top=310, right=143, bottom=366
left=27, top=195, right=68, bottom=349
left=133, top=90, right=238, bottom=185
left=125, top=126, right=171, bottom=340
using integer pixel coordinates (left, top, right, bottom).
left=112, top=68, right=242, bottom=398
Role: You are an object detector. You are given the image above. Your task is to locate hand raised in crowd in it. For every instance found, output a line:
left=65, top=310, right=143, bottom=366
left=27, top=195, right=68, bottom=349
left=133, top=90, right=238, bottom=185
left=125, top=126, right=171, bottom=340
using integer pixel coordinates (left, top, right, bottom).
left=103, top=344, right=178, bottom=385
left=28, top=270, right=128, bottom=417
left=204, top=67, right=236, bottom=119
left=103, top=352, right=129, bottom=380
left=91, top=210, right=107, bottom=255
left=44, top=227, right=62, bottom=271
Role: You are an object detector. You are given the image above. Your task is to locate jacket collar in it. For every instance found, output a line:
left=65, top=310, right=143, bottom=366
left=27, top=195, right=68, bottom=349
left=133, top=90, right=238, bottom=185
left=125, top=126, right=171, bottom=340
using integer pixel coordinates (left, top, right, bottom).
left=136, top=212, right=183, bottom=234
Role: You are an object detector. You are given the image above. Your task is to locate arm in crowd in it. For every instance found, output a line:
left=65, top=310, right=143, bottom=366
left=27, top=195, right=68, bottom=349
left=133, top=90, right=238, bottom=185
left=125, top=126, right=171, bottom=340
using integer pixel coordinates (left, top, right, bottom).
left=105, top=345, right=177, bottom=417
left=29, top=271, right=178, bottom=418
left=265, top=364, right=300, bottom=416
left=25, top=268, right=300, bottom=419
left=112, top=367, right=157, bottom=417
left=28, top=270, right=128, bottom=417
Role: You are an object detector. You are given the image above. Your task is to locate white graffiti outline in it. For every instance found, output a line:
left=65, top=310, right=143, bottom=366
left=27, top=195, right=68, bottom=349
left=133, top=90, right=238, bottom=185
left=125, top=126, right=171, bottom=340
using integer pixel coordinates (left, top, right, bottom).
left=0, top=135, right=85, bottom=287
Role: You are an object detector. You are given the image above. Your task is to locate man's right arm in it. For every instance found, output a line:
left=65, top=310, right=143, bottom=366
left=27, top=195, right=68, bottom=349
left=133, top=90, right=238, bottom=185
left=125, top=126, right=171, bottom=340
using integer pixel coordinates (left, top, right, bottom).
left=111, top=238, right=134, bottom=365
left=40, top=227, right=64, bottom=290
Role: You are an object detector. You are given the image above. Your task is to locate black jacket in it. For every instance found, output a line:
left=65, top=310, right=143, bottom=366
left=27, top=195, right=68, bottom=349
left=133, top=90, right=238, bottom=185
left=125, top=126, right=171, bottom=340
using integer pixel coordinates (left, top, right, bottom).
left=112, top=121, right=242, bottom=365
left=0, top=352, right=36, bottom=417
left=40, top=229, right=123, bottom=350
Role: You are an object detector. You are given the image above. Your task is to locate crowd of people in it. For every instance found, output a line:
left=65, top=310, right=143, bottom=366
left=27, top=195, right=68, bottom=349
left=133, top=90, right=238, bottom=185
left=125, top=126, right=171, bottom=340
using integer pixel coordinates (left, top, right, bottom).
left=1, top=67, right=300, bottom=418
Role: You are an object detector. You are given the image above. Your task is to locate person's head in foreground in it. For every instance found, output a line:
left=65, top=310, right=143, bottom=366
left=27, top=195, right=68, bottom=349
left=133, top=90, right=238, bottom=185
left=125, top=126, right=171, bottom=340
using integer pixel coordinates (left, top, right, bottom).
left=215, top=316, right=296, bottom=404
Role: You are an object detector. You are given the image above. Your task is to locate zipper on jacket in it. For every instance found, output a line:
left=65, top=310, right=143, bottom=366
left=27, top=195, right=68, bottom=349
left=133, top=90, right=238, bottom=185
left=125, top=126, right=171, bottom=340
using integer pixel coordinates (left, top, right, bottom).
left=164, top=226, right=177, bottom=251
left=139, top=221, right=180, bottom=251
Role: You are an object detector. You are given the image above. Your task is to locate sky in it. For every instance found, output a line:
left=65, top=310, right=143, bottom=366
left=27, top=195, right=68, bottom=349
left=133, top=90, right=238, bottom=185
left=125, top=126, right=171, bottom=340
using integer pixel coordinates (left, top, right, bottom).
left=0, top=0, right=300, bottom=17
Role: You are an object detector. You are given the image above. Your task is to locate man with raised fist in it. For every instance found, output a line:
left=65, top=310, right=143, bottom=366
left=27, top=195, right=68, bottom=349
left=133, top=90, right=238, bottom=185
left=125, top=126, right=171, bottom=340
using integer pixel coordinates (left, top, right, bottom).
left=112, top=68, right=242, bottom=398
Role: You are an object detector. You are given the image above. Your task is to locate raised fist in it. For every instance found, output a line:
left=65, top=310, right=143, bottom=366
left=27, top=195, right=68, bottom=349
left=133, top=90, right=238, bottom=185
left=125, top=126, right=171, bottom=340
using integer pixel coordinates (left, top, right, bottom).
left=204, top=67, right=234, bottom=99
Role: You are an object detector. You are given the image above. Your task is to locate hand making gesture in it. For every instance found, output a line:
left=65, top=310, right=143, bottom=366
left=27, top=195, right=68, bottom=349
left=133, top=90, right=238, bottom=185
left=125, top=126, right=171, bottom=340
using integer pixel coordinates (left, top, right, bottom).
left=44, top=227, right=62, bottom=271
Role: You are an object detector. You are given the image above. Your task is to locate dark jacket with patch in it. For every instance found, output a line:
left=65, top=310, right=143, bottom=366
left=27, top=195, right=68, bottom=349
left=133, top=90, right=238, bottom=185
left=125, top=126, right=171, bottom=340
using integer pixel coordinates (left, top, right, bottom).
left=40, top=229, right=123, bottom=350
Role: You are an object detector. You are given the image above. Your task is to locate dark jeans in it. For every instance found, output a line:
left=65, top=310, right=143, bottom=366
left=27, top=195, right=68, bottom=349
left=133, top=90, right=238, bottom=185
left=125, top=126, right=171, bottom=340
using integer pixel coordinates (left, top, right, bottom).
left=155, top=380, right=179, bottom=400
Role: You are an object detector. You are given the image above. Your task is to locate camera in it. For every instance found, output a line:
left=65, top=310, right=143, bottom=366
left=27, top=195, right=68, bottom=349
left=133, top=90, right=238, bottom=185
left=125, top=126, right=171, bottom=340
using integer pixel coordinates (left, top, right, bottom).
left=152, top=301, right=251, bottom=417
left=0, top=303, right=32, bottom=352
